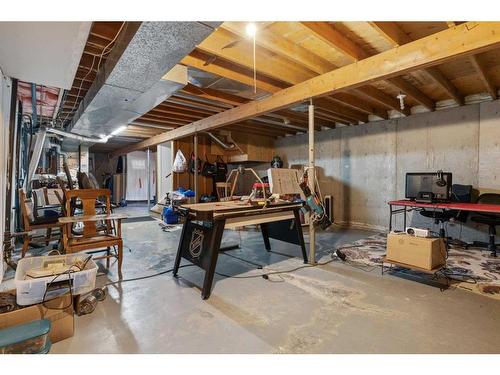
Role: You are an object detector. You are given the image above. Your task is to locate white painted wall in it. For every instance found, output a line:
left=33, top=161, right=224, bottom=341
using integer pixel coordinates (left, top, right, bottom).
left=126, top=151, right=157, bottom=201
left=275, top=99, right=500, bottom=241
left=157, top=142, right=173, bottom=200
left=0, top=70, right=12, bottom=283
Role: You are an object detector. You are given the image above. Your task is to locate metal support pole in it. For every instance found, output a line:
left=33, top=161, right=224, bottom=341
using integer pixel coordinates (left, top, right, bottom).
left=147, top=148, right=151, bottom=212
left=308, top=100, right=316, bottom=265
left=194, top=133, right=198, bottom=202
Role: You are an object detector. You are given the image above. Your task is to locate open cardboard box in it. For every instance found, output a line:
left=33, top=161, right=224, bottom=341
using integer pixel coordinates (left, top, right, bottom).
left=0, top=290, right=74, bottom=344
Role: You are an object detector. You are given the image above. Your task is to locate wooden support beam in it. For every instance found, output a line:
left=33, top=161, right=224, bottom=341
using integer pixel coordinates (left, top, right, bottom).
left=368, top=21, right=464, bottom=105
left=301, top=22, right=369, bottom=61
left=355, top=86, right=410, bottom=116
left=387, top=76, right=436, bottom=111
left=221, top=22, right=336, bottom=74
left=469, top=54, right=498, bottom=100
left=112, top=22, right=500, bottom=156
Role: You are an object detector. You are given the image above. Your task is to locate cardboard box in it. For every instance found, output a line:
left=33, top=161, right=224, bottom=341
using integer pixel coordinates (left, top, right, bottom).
left=0, top=291, right=74, bottom=343
left=386, top=233, right=446, bottom=270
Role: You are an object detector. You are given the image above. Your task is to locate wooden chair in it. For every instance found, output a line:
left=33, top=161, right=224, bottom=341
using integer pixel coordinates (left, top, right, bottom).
left=59, top=189, right=127, bottom=278
left=18, top=189, right=63, bottom=257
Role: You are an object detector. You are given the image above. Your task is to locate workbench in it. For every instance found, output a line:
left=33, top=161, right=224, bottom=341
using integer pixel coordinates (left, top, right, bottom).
left=173, top=200, right=308, bottom=299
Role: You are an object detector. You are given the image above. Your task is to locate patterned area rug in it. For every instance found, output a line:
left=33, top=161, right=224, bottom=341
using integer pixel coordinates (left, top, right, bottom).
left=337, top=233, right=500, bottom=300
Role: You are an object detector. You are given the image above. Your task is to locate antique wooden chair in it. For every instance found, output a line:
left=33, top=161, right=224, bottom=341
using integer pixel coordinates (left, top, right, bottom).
left=18, top=189, right=63, bottom=257
left=59, top=189, right=127, bottom=278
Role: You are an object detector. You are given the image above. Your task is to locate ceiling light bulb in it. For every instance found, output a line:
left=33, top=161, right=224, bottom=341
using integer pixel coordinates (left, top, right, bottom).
left=111, top=125, right=127, bottom=136
left=246, top=23, right=257, bottom=37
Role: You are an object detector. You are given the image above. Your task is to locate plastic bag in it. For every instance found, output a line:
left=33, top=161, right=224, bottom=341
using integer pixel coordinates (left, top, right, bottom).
left=173, top=150, right=187, bottom=173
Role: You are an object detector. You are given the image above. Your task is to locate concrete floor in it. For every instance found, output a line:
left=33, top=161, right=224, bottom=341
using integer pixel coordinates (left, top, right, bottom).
left=47, top=220, right=499, bottom=354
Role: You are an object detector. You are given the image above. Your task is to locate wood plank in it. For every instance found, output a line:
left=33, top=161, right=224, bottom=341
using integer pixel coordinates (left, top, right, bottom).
left=221, top=22, right=336, bottom=74
left=424, top=66, right=464, bottom=105
left=387, top=76, right=435, bottom=111
left=469, top=54, right=498, bottom=99
left=328, top=93, right=389, bottom=119
left=315, top=98, right=369, bottom=123
left=181, top=52, right=286, bottom=93
left=368, top=21, right=464, bottom=105
left=367, top=21, right=412, bottom=47
left=112, top=22, right=500, bottom=156
left=301, top=22, right=369, bottom=61
left=196, top=28, right=315, bottom=85
left=182, top=83, right=249, bottom=105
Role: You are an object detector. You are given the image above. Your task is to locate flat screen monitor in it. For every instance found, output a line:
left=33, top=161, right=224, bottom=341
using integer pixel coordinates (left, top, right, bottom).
left=405, top=172, right=452, bottom=201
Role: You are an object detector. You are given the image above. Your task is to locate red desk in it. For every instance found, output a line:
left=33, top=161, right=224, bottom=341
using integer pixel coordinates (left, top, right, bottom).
left=388, top=199, right=500, bottom=231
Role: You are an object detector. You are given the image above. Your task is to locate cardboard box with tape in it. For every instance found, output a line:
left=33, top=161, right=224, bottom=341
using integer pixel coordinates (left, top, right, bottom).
left=386, top=233, right=446, bottom=271
left=0, top=290, right=74, bottom=344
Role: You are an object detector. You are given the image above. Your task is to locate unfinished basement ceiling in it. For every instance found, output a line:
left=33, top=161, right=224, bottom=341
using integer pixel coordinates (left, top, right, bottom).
left=66, top=21, right=500, bottom=155
left=59, top=22, right=220, bottom=153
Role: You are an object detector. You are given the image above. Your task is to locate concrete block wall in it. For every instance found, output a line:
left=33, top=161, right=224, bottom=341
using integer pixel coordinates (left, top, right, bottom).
left=274, top=99, right=500, bottom=241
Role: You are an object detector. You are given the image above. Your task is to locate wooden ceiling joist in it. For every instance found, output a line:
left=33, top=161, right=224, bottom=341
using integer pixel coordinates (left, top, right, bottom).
left=221, top=22, right=336, bottom=74
left=112, top=21, right=500, bottom=156
left=355, top=86, right=410, bottom=116
left=300, top=22, right=369, bottom=61
left=387, top=76, right=436, bottom=111
left=182, top=83, right=249, bottom=106
left=328, top=93, right=389, bottom=119
left=368, top=21, right=464, bottom=106
left=469, top=54, right=498, bottom=100
left=424, top=67, right=464, bottom=105
left=181, top=51, right=286, bottom=93
left=196, top=28, right=315, bottom=85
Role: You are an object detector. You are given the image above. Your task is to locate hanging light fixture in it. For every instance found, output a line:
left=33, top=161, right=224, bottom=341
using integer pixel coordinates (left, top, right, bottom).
left=246, top=22, right=258, bottom=94
left=245, top=23, right=257, bottom=37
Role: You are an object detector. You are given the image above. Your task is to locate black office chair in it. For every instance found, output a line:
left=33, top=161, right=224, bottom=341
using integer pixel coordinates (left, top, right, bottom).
left=470, top=193, right=500, bottom=257
left=419, top=184, right=472, bottom=239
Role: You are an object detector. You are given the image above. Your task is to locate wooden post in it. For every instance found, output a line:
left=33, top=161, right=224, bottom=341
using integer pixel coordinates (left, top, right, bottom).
left=308, top=100, right=316, bottom=264
left=194, top=133, right=198, bottom=202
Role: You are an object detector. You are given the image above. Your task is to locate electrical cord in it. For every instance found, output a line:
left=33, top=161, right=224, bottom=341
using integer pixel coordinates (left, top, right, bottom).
left=102, top=264, right=195, bottom=287
left=39, top=255, right=92, bottom=310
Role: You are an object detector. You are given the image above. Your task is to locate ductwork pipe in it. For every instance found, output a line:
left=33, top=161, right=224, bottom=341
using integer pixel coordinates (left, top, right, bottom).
left=45, top=127, right=109, bottom=143
left=202, top=132, right=236, bottom=150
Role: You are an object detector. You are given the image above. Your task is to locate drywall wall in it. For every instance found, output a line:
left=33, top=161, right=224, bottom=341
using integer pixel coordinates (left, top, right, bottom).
left=274, top=99, right=500, bottom=241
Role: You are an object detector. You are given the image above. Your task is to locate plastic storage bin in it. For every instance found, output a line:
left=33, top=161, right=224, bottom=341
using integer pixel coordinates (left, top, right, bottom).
left=15, top=254, right=97, bottom=306
left=0, top=319, right=51, bottom=354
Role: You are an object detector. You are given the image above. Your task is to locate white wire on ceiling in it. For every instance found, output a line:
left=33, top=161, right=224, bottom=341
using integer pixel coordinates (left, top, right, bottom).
left=61, top=22, right=126, bottom=124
